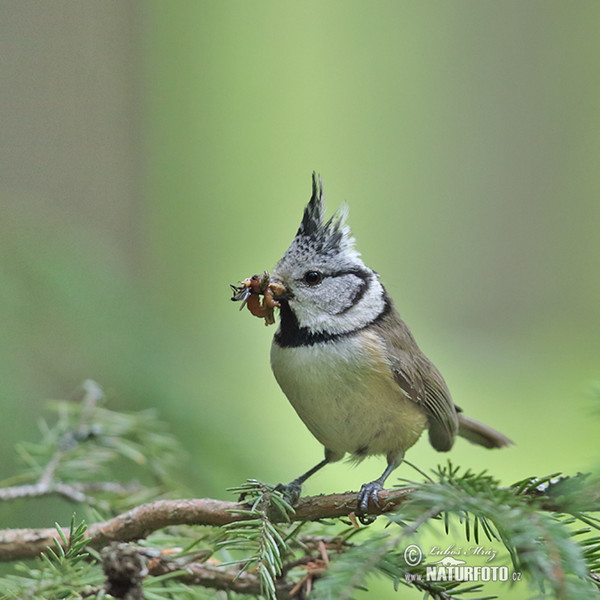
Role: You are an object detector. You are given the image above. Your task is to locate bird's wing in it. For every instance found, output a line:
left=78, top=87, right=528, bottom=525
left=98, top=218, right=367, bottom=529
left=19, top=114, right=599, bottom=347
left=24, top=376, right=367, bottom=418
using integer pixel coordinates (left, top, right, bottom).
left=372, top=305, right=459, bottom=451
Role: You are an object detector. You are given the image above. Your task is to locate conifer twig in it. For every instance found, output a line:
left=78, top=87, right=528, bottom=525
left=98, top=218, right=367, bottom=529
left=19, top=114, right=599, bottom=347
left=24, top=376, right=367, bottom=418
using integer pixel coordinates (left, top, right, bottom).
left=0, top=481, right=142, bottom=503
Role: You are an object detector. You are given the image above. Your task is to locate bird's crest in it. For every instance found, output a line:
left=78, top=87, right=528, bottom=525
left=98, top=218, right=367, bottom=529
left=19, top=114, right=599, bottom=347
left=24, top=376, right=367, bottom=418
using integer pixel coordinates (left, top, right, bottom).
left=293, top=172, right=355, bottom=257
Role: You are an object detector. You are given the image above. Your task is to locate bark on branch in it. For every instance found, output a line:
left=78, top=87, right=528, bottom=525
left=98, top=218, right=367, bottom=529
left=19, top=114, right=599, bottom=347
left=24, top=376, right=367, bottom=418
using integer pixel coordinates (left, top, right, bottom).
left=0, top=488, right=412, bottom=562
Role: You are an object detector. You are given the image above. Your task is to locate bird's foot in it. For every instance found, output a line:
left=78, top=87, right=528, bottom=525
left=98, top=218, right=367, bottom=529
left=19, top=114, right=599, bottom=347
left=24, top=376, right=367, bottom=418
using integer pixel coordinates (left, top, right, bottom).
left=237, top=480, right=302, bottom=505
left=274, top=480, right=302, bottom=505
left=356, top=480, right=384, bottom=524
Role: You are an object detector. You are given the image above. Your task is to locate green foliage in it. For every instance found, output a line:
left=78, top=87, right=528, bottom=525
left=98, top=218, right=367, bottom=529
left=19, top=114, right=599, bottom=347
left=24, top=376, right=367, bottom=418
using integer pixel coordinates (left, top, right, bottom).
left=219, top=480, right=295, bottom=599
left=312, top=531, right=498, bottom=600
left=1, top=517, right=101, bottom=599
left=392, top=463, right=595, bottom=593
left=316, top=462, right=600, bottom=600
left=43, top=515, right=91, bottom=566
left=0, top=384, right=599, bottom=600
left=2, top=380, right=185, bottom=513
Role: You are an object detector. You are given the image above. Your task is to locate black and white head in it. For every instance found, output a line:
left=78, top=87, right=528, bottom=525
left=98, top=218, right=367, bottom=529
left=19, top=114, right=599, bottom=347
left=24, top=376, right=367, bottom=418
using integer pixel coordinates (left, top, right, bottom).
left=273, top=173, right=388, bottom=343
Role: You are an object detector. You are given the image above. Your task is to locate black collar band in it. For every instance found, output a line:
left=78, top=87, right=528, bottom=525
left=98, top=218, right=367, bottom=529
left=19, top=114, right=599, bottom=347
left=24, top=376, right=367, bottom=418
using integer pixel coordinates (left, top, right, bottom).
left=273, top=293, right=392, bottom=348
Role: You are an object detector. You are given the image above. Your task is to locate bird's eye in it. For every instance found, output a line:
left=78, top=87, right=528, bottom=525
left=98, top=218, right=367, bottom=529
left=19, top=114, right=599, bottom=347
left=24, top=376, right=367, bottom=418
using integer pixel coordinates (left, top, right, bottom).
left=303, top=271, right=323, bottom=286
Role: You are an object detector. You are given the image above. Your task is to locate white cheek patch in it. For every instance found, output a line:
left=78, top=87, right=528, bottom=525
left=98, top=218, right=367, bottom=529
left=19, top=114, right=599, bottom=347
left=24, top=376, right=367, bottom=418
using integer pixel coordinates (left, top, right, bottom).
left=291, top=276, right=386, bottom=335
left=330, top=274, right=370, bottom=315
left=311, top=274, right=368, bottom=315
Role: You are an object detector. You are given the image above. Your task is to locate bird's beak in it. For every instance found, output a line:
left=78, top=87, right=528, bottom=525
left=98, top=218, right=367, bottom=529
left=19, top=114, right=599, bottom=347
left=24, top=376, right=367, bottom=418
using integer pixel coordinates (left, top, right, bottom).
left=269, top=277, right=287, bottom=300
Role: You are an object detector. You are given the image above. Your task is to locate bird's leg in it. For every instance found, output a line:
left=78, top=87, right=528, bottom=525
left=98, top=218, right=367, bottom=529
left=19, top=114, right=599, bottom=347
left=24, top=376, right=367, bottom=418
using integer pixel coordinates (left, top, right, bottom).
left=275, top=457, right=330, bottom=504
left=357, top=452, right=403, bottom=522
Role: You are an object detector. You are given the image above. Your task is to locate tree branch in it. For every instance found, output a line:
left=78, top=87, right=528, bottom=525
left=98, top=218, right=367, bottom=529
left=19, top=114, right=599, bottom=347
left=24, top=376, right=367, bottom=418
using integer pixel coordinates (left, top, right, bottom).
left=148, top=556, right=294, bottom=598
left=0, top=488, right=412, bottom=561
left=1, top=478, right=597, bottom=563
left=0, top=481, right=142, bottom=504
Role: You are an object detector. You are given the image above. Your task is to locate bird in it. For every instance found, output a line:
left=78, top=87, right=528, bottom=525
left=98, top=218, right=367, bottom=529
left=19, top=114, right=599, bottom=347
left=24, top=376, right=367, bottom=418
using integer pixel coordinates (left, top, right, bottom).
left=256, top=173, right=512, bottom=517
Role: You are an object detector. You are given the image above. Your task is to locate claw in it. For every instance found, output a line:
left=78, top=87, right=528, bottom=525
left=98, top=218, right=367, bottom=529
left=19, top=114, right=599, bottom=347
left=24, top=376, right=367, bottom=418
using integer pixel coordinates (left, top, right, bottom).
left=356, top=480, right=384, bottom=524
left=275, top=480, right=302, bottom=505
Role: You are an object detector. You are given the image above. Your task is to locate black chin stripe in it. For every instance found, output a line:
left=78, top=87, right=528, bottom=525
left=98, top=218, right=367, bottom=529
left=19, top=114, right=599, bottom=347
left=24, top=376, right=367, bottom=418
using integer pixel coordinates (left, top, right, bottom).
left=274, top=293, right=392, bottom=348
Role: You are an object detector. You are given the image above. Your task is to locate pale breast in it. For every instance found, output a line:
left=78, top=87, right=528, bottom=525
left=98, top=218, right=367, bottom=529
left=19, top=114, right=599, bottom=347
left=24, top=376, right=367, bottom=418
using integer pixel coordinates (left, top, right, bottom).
left=270, top=330, right=427, bottom=459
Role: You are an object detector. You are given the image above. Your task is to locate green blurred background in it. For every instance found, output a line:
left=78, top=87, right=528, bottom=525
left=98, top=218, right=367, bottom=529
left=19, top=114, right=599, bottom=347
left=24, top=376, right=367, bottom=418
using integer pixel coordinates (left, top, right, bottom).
left=1, top=2, right=599, bottom=597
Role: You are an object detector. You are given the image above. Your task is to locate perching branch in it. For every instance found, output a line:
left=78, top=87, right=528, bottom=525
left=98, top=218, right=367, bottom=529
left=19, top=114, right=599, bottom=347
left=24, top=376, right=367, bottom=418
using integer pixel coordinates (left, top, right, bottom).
left=2, top=478, right=597, bottom=563
left=0, top=489, right=412, bottom=561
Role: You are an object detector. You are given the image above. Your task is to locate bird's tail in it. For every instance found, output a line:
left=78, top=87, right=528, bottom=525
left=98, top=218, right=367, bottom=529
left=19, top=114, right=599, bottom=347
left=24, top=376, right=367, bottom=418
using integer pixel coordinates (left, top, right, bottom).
left=457, top=414, right=513, bottom=449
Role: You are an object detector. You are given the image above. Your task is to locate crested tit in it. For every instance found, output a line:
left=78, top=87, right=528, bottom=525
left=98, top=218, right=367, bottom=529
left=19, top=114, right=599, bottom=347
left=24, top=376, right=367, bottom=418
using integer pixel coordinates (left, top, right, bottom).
left=246, top=173, right=512, bottom=516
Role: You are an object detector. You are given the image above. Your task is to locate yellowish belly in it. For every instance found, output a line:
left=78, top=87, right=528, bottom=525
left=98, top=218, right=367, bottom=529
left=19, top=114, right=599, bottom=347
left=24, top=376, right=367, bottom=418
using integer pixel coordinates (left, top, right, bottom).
left=270, top=331, right=427, bottom=460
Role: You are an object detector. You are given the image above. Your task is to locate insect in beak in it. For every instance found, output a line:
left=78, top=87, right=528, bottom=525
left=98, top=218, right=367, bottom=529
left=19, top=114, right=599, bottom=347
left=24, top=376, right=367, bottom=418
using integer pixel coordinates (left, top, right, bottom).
left=230, top=283, right=252, bottom=306
left=230, top=271, right=284, bottom=325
